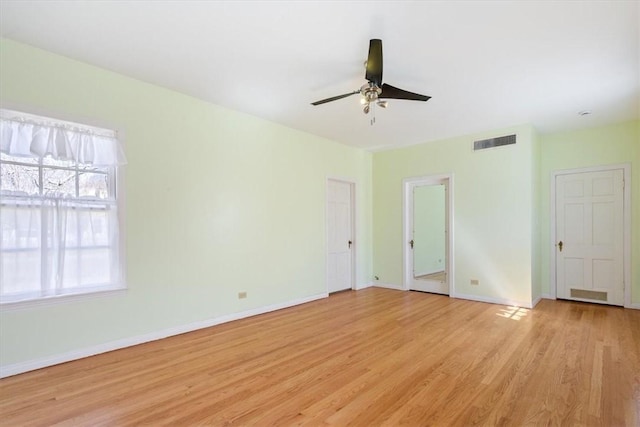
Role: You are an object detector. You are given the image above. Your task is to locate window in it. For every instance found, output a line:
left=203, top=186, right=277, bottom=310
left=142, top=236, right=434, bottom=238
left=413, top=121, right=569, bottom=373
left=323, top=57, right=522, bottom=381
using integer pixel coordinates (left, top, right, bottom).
left=0, top=109, right=126, bottom=304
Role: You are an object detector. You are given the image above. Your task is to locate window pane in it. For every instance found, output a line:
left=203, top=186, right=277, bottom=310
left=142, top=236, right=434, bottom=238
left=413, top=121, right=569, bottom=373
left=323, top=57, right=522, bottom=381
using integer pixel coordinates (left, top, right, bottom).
left=78, top=248, right=111, bottom=286
left=61, top=206, right=110, bottom=247
left=79, top=209, right=110, bottom=246
left=1, top=163, right=40, bottom=195
left=62, top=248, right=111, bottom=288
left=1, top=202, right=42, bottom=300
left=1, top=203, right=42, bottom=249
left=0, top=250, right=41, bottom=297
left=0, top=152, right=38, bottom=164
left=61, top=248, right=79, bottom=288
left=62, top=207, right=79, bottom=247
left=78, top=164, right=108, bottom=173
left=42, top=168, right=75, bottom=196
left=42, top=156, right=75, bottom=168
left=79, top=172, right=109, bottom=199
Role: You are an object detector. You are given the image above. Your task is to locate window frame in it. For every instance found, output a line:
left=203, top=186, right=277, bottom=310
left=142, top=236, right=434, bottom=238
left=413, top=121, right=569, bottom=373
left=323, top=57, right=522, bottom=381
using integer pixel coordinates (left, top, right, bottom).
left=0, top=110, right=127, bottom=308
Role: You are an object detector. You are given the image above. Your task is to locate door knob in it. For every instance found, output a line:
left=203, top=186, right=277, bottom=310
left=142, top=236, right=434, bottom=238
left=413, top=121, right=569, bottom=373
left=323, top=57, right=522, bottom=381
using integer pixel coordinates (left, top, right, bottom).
left=558, top=241, right=563, bottom=252
left=409, top=239, right=414, bottom=249
left=348, top=240, right=352, bottom=248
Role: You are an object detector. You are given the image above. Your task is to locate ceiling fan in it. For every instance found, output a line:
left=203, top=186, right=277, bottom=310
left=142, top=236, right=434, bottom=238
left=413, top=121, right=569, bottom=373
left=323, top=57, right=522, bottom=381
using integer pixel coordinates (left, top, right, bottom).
left=311, top=39, right=431, bottom=115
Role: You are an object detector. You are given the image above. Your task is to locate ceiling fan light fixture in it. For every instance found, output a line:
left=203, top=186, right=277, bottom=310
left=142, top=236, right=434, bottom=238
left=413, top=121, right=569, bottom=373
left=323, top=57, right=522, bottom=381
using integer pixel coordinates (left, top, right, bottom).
left=310, top=39, right=431, bottom=117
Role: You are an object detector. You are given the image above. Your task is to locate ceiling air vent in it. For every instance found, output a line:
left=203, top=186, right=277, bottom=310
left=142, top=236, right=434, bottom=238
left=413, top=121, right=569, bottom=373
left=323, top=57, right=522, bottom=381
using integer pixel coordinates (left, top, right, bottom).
left=474, top=134, right=516, bottom=151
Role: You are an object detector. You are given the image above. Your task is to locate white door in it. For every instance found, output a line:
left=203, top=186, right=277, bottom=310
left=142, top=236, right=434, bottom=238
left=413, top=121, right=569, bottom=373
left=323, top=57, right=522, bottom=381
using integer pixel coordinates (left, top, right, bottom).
left=327, top=180, right=353, bottom=293
left=556, top=169, right=624, bottom=305
left=407, top=179, right=450, bottom=295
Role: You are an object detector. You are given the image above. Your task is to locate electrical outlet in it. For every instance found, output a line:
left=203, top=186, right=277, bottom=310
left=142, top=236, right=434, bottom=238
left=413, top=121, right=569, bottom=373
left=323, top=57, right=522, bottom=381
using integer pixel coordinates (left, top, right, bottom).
left=470, top=279, right=479, bottom=286
left=238, top=291, right=247, bottom=299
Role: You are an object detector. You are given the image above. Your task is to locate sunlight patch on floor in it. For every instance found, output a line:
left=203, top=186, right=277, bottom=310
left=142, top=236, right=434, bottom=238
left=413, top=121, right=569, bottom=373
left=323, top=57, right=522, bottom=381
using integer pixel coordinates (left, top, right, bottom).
left=497, top=306, right=529, bottom=320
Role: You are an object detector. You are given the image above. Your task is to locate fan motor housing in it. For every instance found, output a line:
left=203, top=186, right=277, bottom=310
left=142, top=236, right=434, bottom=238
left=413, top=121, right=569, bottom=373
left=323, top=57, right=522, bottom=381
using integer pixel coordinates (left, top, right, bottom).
left=361, top=83, right=381, bottom=102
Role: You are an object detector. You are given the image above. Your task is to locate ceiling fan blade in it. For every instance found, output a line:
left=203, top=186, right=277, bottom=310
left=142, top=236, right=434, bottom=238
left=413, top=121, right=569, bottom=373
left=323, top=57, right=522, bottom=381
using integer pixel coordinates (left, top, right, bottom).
left=365, top=39, right=383, bottom=86
left=380, top=83, right=431, bottom=101
left=311, top=91, right=359, bottom=106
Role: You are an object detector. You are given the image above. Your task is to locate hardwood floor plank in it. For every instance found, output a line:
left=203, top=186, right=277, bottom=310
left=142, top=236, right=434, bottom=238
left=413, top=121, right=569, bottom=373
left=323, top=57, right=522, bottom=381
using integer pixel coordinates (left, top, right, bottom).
left=1, top=288, right=638, bottom=426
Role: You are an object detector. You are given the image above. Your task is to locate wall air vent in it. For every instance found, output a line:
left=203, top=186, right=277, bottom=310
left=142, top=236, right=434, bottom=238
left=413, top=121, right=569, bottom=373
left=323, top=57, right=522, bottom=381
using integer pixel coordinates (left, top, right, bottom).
left=571, top=289, right=607, bottom=301
left=473, top=134, right=516, bottom=151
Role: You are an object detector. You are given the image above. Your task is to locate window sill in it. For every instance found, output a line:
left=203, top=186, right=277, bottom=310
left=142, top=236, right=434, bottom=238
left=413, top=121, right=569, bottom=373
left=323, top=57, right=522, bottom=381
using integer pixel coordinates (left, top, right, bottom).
left=0, top=286, right=127, bottom=311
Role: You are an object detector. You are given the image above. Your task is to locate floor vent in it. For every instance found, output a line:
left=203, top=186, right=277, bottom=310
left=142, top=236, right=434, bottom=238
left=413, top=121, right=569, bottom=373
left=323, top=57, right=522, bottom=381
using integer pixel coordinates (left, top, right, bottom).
left=571, top=289, right=607, bottom=301
left=474, top=134, right=516, bottom=151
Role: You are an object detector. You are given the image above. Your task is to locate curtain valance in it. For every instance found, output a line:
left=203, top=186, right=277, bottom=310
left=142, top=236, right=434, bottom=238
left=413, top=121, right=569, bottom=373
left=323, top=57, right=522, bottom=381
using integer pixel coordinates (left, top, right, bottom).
left=0, top=110, right=127, bottom=166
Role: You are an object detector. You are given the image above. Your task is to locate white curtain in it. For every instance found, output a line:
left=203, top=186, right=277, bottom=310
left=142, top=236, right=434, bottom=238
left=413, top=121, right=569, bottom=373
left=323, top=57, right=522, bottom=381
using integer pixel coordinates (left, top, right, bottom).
left=0, top=111, right=126, bottom=166
left=1, top=195, right=122, bottom=300
left=0, top=195, right=42, bottom=298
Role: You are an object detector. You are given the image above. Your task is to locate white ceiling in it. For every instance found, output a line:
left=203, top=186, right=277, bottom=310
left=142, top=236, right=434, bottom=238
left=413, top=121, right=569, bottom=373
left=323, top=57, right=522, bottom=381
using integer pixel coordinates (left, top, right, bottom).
left=1, top=1, right=638, bottom=150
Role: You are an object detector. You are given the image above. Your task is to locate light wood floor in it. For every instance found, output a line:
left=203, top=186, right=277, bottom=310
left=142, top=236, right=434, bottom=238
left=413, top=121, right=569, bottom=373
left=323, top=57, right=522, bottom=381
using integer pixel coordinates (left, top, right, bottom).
left=1, top=288, right=639, bottom=426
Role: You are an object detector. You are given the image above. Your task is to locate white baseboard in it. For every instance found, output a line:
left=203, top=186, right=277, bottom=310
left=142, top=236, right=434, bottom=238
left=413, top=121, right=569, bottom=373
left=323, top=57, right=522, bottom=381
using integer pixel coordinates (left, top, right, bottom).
left=0, top=292, right=328, bottom=379
left=373, top=283, right=405, bottom=291
left=531, top=295, right=542, bottom=308
left=354, top=282, right=373, bottom=290
left=541, top=293, right=555, bottom=300
left=452, top=292, right=534, bottom=309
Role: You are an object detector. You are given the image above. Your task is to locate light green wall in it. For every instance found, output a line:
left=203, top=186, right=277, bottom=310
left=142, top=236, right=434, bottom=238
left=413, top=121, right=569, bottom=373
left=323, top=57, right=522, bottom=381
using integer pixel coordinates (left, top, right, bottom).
left=0, top=39, right=373, bottom=368
left=372, top=120, right=638, bottom=307
left=413, top=185, right=446, bottom=275
left=531, top=129, right=542, bottom=301
left=539, top=120, right=639, bottom=304
left=373, top=125, right=537, bottom=306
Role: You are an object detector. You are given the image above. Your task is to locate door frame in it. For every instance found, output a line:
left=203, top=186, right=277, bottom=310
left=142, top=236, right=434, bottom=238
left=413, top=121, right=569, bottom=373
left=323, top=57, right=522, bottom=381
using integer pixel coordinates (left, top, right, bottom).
left=325, top=177, right=356, bottom=294
left=549, top=163, right=631, bottom=308
left=402, top=174, right=454, bottom=294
